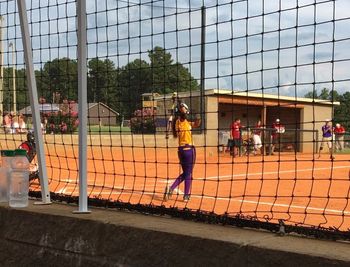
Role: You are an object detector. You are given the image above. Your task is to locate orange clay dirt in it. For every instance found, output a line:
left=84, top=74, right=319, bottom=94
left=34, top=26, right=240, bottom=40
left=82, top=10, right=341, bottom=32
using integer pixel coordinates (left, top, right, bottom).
left=30, top=145, right=350, bottom=230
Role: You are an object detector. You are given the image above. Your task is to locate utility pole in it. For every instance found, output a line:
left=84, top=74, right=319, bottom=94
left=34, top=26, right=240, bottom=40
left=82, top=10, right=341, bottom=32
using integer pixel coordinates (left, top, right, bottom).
left=9, top=42, right=16, bottom=114
left=0, top=16, right=4, bottom=117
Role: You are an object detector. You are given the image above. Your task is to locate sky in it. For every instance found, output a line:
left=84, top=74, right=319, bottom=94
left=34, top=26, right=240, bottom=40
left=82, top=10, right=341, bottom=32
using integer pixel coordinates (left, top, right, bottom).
left=1, top=0, right=350, bottom=98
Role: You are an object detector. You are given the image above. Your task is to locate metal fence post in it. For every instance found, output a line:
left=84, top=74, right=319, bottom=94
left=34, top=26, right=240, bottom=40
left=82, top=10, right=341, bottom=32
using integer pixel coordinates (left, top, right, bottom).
left=74, top=0, right=90, bottom=214
left=200, top=6, right=206, bottom=134
left=0, top=16, right=4, bottom=116
left=17, top=0, right=51, bottom=204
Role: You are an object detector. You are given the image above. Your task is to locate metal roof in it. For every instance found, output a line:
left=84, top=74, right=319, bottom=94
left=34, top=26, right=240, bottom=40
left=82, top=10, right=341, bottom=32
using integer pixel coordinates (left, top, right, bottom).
left=18, top=103, right=60, bottom=115
left=19, top=102, right=119, bottom=115
left=148, top=89, right=340, bottom=106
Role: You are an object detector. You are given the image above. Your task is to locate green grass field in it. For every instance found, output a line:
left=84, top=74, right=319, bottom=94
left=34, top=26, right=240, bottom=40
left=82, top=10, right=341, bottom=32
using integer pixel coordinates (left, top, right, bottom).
left=88, top=125, right=131, bottom=134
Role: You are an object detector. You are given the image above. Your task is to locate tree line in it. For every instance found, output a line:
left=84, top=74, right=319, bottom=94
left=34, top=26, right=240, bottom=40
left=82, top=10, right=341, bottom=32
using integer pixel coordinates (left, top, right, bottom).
left=305, top=88, right=350, bottom=129
left=2, top=46, right=199, bottom=118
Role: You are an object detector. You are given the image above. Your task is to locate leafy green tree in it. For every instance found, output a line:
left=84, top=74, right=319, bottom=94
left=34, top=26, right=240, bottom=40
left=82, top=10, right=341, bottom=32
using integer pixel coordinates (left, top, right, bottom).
left=329, top=89, right=340, bottom=102
left=15, top=68, right=28, bottom=111
left=14, top=47, right=199, bottom=119
left=304, top=89, right=318, bottom=99
left=88, top=58, right=119, bottom=109
left=318, top=88, right=330, bottom=100
left=36, top=58, right=78, bottom=101
left=149, top=46, right=173, bottom=93
left=2, top=67, right=28, bottom=112
left=108, top=47, right=199, bottom=117
left=334, top=92, right=350, bottom=128
left=305, top=88, right=349, bottom=128
left=148, top=46, right=199, bottom=94
left=118, top=59, right=152, bottom=117
left=305, top=88, right=340, bottom=102
left=35, top=69, right=51, bottom=102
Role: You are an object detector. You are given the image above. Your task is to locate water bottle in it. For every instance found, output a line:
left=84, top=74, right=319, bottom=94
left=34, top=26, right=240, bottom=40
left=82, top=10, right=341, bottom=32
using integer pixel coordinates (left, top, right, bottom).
left=0, top=166, right=8, bottom=202
left=0, top=150, right=15, bottom=202
left=9, top=149, right=30, bottom=208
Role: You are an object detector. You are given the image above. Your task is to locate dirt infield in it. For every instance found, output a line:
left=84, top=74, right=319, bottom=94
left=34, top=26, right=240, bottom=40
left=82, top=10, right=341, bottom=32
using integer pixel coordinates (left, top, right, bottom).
left=1, top=133, right=349, bottom=230
left=27, top=140, right=350, bottom=231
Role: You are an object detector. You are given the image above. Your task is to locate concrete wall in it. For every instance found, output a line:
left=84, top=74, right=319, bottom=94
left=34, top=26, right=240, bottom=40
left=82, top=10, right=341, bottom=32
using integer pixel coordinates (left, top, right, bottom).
left=0, top=202, right=349, bottom=267
left=301, top=104, right=333, bottom=153
left=205, top=95, right=219, bottom=155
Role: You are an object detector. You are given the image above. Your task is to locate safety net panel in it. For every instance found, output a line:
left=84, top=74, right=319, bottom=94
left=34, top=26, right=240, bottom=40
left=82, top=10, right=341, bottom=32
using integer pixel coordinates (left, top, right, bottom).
left=1, top=0, right=350, bottom=240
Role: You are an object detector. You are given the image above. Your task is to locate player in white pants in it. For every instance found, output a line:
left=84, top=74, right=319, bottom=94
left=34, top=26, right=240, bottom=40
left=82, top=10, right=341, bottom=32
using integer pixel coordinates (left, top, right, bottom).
left=253, top=120, right=263, bottom=155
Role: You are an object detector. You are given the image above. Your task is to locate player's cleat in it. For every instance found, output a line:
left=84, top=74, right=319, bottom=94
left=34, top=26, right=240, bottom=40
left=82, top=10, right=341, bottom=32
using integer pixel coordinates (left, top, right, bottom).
left=183, top=195, right=190, bottom=202
left=164, top=186, right=173, bottom=200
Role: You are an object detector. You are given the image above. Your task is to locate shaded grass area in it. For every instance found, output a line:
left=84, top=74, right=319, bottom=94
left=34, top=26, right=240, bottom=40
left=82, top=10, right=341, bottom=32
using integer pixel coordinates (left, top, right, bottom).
left=335, top=147, right=350, bottom=154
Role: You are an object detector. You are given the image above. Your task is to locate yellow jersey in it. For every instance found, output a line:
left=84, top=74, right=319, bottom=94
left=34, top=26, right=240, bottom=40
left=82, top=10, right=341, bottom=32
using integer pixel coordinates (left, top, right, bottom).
left=176, top=119, right=193, bottom=146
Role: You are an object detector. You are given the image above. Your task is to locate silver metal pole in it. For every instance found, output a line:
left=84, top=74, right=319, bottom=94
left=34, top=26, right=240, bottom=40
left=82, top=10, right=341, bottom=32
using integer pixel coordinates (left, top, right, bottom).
left=17, top=0, right=51, bottom=204
left=9, top=42, right=16, bottom=114
left=0, top=16, right=4, bottom=117
left=74, top=0, right=90, bottom=213
left=200, top=6, right=206, bottom=133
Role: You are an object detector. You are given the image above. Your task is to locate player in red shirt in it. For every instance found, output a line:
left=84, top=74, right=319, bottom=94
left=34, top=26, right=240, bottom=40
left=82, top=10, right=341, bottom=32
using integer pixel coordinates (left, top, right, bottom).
left=334, top=123, right=346, bottom=151
left=271, top=119, right=285, bottom=155
left=230, top=118, right=243, bottom=157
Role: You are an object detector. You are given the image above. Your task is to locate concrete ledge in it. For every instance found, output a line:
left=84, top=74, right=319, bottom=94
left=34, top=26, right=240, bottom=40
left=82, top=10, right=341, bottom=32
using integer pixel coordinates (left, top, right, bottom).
left=0, top=202, right=349, bottom=267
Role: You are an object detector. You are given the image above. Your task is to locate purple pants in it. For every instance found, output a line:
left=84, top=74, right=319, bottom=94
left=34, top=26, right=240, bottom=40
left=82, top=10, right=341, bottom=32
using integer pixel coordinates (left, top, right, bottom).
left=170, top=145, right=196, bottom=196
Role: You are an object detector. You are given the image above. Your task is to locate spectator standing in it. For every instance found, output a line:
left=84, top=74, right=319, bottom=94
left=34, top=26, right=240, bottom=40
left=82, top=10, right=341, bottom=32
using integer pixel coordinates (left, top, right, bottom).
left=334, top=123, right=346, bottom=152
left=3, top=113, right=12, bottom=133
left=271, top=119, right=285, bottom=155
left=11, top=116, right=19, bottom=134
left=42, top=117, right=48, bottom=134
left=17, top=114, right=27, bottom=133
left=253, top=119, right=263, bottom=156
left=230, top=118, right=243, bottom=157
left=31, top=120, right=46, bottom=134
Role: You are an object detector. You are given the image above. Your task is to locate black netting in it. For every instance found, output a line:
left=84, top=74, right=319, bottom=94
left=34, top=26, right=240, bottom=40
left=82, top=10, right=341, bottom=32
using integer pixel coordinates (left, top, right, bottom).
left=2, top=0, right=350, bottom=240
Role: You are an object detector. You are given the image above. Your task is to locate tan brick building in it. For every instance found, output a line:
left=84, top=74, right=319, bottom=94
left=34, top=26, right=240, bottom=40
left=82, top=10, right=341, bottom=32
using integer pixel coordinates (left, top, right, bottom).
left=144, top=89, right=339, bottom=153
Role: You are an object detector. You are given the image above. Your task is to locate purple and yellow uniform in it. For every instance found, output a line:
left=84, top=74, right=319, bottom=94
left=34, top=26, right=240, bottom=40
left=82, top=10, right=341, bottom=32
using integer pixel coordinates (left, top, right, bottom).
left=169, top=118, right=196, bottom=197
left=321, top=124, right=333, bottom=149
left=176, top=119, right=193, bottom=146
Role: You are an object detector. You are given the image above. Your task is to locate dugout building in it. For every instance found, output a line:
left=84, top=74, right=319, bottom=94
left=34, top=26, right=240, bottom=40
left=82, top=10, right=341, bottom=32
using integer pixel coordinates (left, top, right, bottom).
left=146, top=89, right=339, bottom=153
